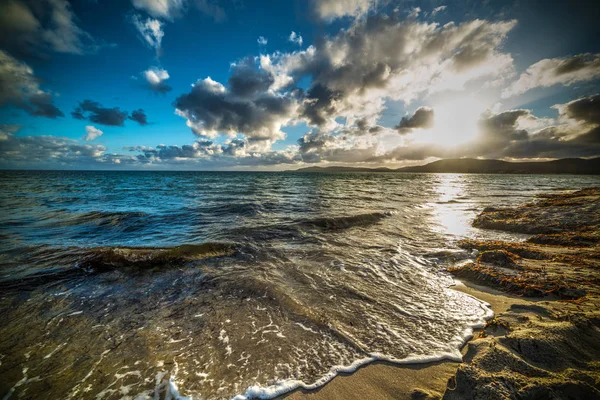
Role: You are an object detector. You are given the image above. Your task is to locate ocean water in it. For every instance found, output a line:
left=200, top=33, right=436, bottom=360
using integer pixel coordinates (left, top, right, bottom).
left=0, top=171, right=598, bottom=399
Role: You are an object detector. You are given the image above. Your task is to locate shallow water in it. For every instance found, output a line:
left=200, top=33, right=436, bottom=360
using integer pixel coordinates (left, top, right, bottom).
left=0, top=171, right=598, bottom=399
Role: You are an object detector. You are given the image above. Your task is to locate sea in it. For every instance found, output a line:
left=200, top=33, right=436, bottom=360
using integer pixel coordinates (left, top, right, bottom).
left=0, top=171, right=598, bottom=400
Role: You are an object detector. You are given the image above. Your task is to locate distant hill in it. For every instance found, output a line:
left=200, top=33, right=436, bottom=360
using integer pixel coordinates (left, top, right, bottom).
left=293, top=166, right=394, bottom=173
left=292, top=157, right=600, bottom=174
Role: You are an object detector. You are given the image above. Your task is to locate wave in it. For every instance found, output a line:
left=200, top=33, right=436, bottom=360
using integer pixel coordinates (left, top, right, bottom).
left=298, top=211, right=394, bottom=231
left=0, top=242, right=236, bottom=290
left=53, top=210, right=149, bottom=227
left=79, top=242, right=235, bottom=272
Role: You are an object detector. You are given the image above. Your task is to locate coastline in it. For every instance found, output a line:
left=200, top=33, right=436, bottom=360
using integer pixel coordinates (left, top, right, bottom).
left=285, top=281, right=517, bottom=400
left=288, top=187, right=600, bottom=399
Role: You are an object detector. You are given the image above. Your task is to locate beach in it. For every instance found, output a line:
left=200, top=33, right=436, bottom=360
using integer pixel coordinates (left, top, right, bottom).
left=1, top=173, right=599, bottom=400
left=290, top=187, right=600, bottom=399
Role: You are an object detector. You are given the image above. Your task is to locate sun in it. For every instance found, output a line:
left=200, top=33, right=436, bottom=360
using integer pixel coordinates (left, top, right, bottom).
left=417, top=94, right=489, bottom=147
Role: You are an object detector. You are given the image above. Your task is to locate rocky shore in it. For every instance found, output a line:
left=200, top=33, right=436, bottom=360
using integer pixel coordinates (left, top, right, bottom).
left=444, top=188, right=600, bottom=399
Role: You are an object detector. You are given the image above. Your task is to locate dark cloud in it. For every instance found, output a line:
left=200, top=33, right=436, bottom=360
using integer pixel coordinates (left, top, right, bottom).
left=560, top=93, right=600, bottom=125
left=0, top=132, right=106, bottom=167
left=0, top=0, right=98, bottom=57
left=129, top=109, right=149, bottom=126
left=478, top=109, right=530, bottom=141
left=174, top=74, right=296, bottom=141
left=28, top=92, right=64, bottom=118
left=396, top=107, right=434, bottom=133
left=228, top=58, right=275, bottom=98
left=0, top=50, right=63, bottom=118
left=72, top=100, right=128, bottom=126
left=300, top=84, right=344, bottom=126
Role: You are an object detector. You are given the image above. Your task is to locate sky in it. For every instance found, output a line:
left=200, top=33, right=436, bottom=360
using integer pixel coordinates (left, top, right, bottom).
left=0, top=0, right=599, bottom=170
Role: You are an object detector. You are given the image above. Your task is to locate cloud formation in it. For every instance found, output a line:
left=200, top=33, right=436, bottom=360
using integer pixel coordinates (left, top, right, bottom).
left=129, top=109, right=149, bottom=125
left=131, top=14, right=164, bottom=56
left=0, top=132, right=107, bottom=166
left=396, top=107, right=435, bottom=133
left=72, top=100, right=129, bottom=126
left=84, top=125, right=103, bottom=141
left=257, top=36, right=268, bottom=46
left=288, top=31, right=303, bottom=46
left=143, top=67, right=172, bottom=93
left=310, top=0, right=380, bottom=21
left=131, top=0, right=226, bottom=22
left=0, top=50, right=63, bottom=118
left=0, top=0, right=97, bottom=56
left=174, top=58, right=297, bottom=145
left=132, top=0, right=184, bottom=21
left=502, top=53, right=600, bottom=98
left=263, top=15, right=516, bottom=130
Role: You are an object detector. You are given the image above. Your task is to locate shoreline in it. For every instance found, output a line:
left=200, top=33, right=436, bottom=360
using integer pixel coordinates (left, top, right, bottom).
left=288, top=187, right=600, bottom=399
left=284, top=280, right=516, bottom=400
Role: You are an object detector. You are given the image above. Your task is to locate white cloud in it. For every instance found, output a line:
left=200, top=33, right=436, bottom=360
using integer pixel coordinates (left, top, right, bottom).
left=257, top=36, right=268, bottom=46
left=131, top=14, right=164, bottom=56
left=288, top=31, right=303, bottom=46
left=84, top=126, right=103, bottom=141
left=132, top=0, right=184, bottom=20
left=143, top=67, right=172, bottom=93
left=502, top=53, right=600, bottom=98
left=310, top=0, right=380, bottom=21
left=431, top=6, right=447, bottom=15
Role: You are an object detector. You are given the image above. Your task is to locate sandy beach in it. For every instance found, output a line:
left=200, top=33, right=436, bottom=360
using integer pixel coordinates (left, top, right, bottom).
left=289, top=188, right=600, bottom=399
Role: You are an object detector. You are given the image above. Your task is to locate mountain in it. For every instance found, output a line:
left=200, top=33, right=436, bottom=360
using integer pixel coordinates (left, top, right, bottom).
left=292, top=157, right=600, bottom=174
left=292, top=166, right=394, bottom=173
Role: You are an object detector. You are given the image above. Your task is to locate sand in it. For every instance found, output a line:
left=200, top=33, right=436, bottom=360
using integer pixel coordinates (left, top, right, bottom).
left=288, top=188, right=600, bottom=399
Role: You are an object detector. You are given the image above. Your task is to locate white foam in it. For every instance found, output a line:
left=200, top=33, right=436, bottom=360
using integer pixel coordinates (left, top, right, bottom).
left=231, top=280, right=493, bottom=400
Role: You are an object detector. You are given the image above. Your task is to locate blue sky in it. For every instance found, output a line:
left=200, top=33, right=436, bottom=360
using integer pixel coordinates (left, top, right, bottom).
left=0, top=0, right=599, bottom=169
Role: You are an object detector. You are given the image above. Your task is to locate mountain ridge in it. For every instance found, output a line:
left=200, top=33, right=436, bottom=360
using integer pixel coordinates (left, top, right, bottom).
left=291, top=157, right=600, bottom=174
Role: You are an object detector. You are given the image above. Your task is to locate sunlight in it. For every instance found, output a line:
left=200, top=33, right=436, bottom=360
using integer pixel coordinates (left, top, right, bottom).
left=430, top=174, right=472, bottom=237
left=418, top=94, right=489, bottom=147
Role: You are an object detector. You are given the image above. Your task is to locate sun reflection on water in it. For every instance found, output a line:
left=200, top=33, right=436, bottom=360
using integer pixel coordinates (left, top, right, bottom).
left=430, top=174, right=474, bottom=237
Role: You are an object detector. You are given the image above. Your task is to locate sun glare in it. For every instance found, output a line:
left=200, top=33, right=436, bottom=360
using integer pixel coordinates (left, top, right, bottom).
left=418, top=95, right=489, bottom=147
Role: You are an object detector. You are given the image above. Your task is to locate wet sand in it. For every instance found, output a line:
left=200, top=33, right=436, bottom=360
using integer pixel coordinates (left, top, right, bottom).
left=288, top=187, right=600, bottom=399
left=286, top=282, right=521, bottom=400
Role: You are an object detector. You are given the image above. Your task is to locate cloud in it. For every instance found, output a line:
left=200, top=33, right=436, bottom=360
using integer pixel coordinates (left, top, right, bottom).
left=552, top=93, right=600, bottom=143
left=131, top=0, right=226, bottom=22
left=6, top=95, right=600, bottom=169
left=396, top=107, right=435, bottom=133
left=431, top=6, right=447, bottom=16
left=84, top=125, right=103, bottom=141
left=0, top=132, right=107, bottom=167
left=228, top=58, right=275, bottom=98
left=132, top=0, right=184, bottom=21
left=257, top=36, right=268, bottom=46
left=288, top=31, right=303, bottom=46
left=143, top=67, right=172, bottom=93
left=173, top=58, right=297, bottom=144
left=129, top=109, right=149, bottom=125
left=310, top=0, right=380, bottom=21
left=0, top=50, right=63, bottom=118
left=131, top=14, right=164, bottom=56
left=502, top=53, right=600, bottom=98
left=0, top=0, right=98, bottom=56
left=72, top=100, right=128, bottom=126
left=169, top=14, right=517, bottom=156
left=194, top=0, right=227, bottom=22
left=126, top=139, right=300, bottom=167
left=267, top=15, right=516, bottom=129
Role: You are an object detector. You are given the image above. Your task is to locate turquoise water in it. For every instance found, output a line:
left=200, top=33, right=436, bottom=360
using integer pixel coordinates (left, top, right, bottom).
left=0, top=171, right=598, bottom=399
